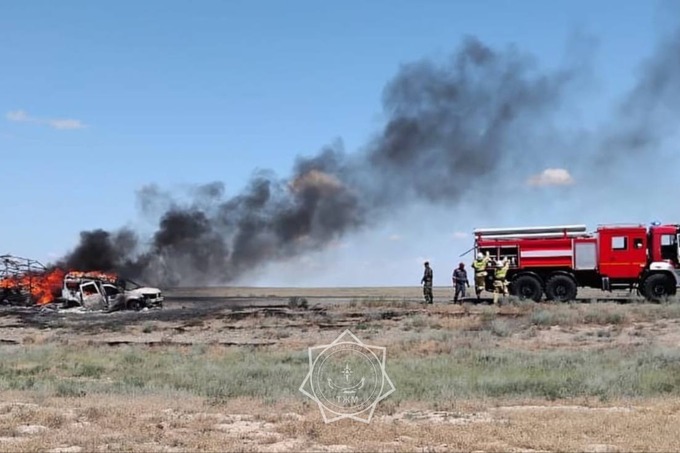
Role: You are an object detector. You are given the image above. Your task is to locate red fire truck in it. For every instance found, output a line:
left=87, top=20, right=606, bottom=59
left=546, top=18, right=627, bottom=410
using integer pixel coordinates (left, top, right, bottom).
left=473, top=222, right=680, bottom=302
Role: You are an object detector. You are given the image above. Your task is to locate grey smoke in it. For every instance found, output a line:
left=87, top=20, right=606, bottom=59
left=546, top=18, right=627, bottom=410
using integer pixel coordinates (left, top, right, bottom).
left=598, top=28, right=680, bottom=160
left=366, top=36, right=575, bottom=204
left=56, top=32, right=680, bottom=286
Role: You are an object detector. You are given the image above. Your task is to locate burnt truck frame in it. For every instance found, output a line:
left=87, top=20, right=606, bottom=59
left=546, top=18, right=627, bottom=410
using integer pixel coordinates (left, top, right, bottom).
left=60, top=273, right=164, bottom=312
left=0, top=254, right=48, bottom=305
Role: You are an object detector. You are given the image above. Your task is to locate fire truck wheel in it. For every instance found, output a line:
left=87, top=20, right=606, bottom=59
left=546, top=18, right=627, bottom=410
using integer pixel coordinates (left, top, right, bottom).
left=545, top=274, right=577, bottom=302
left=642, top=274, right=675, bottom=302
left=512, top=275, right=543, bottom=302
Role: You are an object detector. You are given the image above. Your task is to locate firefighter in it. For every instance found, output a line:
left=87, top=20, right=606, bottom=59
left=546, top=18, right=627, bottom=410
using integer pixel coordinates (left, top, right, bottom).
left=493, top=257, right=510, bottom=305
left=421, top=261, right=433, bottom=304
left=452, top=262, right=469, bottom=303
left=471, top=251, right=491, bottom=300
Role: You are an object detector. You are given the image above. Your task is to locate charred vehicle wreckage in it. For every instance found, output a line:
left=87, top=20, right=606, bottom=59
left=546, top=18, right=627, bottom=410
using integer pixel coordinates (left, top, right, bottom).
left=60, top=271, right=164, bottom=311
left=1, top=254, right=164, bottom=312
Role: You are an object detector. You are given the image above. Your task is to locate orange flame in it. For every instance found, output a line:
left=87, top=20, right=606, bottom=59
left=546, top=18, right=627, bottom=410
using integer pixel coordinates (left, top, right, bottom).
left=64, top=270, right=118, bottom=283
left=0, top=268, right=66, bottom=305
left=0, top=269, right=118, bottom=305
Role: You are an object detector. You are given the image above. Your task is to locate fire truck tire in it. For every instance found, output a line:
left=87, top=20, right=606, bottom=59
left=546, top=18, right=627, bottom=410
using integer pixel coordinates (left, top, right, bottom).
left=511, top=275, right=543, bottom=302
left=642, top=274, right=675, bottom=302
left=545, top=274, right=577, bottom=302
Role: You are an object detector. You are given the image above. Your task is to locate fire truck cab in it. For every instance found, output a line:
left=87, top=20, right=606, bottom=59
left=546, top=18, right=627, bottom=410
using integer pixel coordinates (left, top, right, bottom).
left=473, top=223, right=680, bottom=302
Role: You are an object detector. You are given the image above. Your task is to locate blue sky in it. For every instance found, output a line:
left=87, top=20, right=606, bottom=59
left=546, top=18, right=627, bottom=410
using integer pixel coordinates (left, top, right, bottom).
left=1, top=0, right=678, bottom=286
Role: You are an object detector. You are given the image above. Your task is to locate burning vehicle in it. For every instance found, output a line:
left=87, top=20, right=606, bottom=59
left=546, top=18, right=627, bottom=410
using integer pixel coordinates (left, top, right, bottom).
left=0, top=254, right=59, bottom=306
left=1, top=254, right=164, bottom=311
left=60, top=271, right=164, bottom=312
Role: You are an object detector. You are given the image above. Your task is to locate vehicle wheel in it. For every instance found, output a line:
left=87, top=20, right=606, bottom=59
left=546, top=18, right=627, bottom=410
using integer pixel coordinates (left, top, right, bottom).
left=545, top=274, right=577, bottom=302
left=511, top=275, right=543, bottom=302
left=642, top=274, right=675, bottom=303
left=127, top=299, right=144, bottom=311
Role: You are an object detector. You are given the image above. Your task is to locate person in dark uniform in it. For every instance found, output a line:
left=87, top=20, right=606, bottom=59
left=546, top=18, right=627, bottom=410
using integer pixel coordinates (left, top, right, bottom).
left=421, top=261, right=433, bottom=304
left=452, top=262, right=469, bottom=303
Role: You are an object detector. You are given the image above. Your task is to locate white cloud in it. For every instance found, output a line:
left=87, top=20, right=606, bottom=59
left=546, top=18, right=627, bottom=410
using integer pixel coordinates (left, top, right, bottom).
left=6, top=110, right=29, bottom=122
left=6, top=110, right=86, bottom=130
left=47, top=118, right=86, bottom=130
left=526, top=168, right=574, bottom=187
left=451, top=231, right=468, bottom=239
left=388, top=234, right=403, bottom=241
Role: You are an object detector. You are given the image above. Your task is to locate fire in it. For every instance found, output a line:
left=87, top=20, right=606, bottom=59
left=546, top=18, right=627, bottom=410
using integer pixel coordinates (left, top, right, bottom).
left=64, top=270, right=117, bottom=284
left=0, top=268, right=66, bottom=305
left=0, top=268, right=118, bottom=305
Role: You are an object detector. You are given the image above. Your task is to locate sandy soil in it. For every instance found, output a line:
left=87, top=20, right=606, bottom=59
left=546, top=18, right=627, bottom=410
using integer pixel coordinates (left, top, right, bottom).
left=1, top=395, right=679, bottom=452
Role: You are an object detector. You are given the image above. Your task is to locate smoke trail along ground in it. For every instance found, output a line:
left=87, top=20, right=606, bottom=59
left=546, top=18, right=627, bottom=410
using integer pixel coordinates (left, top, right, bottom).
left=55, top=32, right=679, bottom=286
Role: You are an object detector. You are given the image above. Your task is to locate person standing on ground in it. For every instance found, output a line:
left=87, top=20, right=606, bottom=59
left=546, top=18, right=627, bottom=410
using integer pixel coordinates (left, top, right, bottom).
left=471, top=251, right=491, bottom=301
left=452, top=262, right=469, bottom=303
left=493, top=257, right=510, bottom=305
left=421, top=261, right=433, bottom=304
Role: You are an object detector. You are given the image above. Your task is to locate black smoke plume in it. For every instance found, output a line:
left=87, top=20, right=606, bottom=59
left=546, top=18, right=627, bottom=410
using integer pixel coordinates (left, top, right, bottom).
left=55, top=31, right=680, bottom=286
left=598, top=28, right=680, bottom=161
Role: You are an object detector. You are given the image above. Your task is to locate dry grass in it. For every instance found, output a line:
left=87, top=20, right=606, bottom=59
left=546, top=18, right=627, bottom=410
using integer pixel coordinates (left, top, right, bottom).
left=1, top=394, right=680, bottom=452
left=275, top=397, right=680, bottom=452
left=2, top=288, right=680, bottom=451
